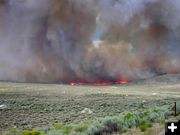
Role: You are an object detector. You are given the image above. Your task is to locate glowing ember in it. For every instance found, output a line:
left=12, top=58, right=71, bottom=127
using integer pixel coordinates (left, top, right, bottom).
left=69, top=80, right=128, bottom=86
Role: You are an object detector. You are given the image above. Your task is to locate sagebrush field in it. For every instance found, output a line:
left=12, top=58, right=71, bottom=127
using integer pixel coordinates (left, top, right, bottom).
left=0, top=74, right=180, bottom=135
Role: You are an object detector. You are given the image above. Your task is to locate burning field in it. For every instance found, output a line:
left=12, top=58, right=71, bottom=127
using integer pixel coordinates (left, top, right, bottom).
left=0, top=0, right=180, bottom=135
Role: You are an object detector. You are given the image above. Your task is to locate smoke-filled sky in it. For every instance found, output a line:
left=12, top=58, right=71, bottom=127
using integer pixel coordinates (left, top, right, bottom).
left=0, top=0, right=179, bottom=83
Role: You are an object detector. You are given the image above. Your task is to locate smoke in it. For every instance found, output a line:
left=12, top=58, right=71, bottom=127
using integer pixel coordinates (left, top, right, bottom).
left=0, top=0, right=179, bottom=83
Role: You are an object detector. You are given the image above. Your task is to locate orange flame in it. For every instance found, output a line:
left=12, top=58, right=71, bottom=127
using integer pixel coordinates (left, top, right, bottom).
left=69, top=80, right=128, bottom=86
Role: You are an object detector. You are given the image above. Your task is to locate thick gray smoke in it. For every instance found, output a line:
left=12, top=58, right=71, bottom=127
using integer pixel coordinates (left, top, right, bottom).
left=0, top=0, right=179, bottom=83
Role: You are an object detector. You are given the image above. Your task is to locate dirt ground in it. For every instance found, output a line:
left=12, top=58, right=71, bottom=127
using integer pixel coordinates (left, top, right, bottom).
left=0, top=77, right=180, bottom=134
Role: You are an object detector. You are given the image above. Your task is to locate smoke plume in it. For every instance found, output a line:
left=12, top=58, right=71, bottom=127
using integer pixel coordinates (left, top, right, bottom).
left=0, top=0, right=179, bottom=83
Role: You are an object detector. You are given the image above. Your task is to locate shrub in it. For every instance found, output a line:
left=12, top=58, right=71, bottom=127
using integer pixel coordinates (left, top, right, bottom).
left=46, top=130, right=64, bottom=135
left=54, top=123, right=64, bottom=130
left=147, top=112, right=160, bottom=122
left=139, top=125, right=147, bottom=132
left=123, top=113, right=134, bottom=120
left=86, top=122, right=105, bottom=135
left=123, top=113, right=142, bottom=128
left=22, top=130, right=42, bottom=135
left=4, top=128, right=20, bottom=135
left=5, top=129, right=43, bottom=135
left=100, top=116, right=119, bottom=133
left=61, top=125, right=73, bottom=134
left=74, top=124, right=89, bottom=133
left=74, top=121, right=95, bottom=133
left=139, top=120, right=152, bottom=132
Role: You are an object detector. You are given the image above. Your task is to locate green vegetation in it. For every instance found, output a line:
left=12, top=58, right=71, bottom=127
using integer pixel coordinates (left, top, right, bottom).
left=1, top=82, right=179, bottom=135
left=22, top=130, right=42, bottom=135
left=139, top=121, right=152, bottom=132
left=5, top=129, right=42, bottom=135
left=4, top=105, right=173, bottom=135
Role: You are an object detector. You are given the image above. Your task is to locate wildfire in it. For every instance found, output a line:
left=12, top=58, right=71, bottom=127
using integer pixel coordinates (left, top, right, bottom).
left=69, top=80, right=128, bottom=86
